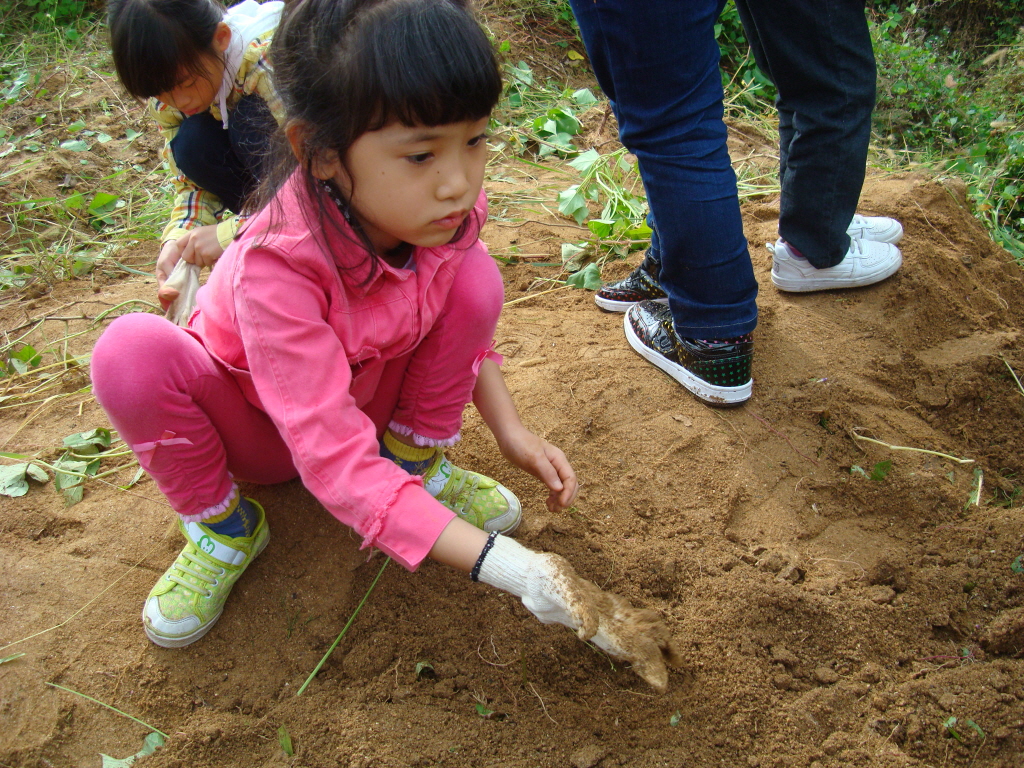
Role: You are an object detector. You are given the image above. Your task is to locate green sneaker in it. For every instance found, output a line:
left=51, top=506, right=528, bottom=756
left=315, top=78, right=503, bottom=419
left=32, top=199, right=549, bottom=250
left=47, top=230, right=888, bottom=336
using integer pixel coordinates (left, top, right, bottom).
left=143, top=499, right=269, bottom=648
left=422, top=452, right=521, bottom=534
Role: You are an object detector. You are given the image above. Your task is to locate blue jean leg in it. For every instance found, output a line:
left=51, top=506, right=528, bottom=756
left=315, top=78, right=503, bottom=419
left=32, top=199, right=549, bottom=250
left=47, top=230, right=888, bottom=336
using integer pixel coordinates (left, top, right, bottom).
left=568, top=0, right=758, bottom=339
left=170, top=94, right=275, bottom=214
left=734, top=0, right=876, bottom=268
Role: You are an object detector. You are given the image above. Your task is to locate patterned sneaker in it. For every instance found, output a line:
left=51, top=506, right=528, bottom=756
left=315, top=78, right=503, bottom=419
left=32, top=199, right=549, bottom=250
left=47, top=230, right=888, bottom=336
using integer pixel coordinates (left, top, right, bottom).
left=594, top=253, right=668, bottom=312
left=624, top=300, right=752, bottom=406
left=143, top=499, right=269, bottom=648
left=770, top=238, right=902, bottom=292
left=847, top=214, right=903, bottom=244
left=422, top=452, right=521, bottom=534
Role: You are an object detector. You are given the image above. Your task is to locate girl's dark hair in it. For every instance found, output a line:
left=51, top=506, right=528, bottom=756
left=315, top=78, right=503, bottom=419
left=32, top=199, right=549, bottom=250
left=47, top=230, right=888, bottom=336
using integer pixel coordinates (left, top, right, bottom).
left=108, top=0, right=226, bottom=99
left=256, top=0, right=502, bottom=282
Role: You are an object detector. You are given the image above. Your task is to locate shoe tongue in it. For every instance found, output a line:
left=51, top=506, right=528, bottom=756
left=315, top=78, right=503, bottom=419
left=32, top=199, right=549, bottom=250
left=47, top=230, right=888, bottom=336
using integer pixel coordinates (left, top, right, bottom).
left=423, top=455, right=453, bottom=496
left=184, top=522, right=248, bottom=566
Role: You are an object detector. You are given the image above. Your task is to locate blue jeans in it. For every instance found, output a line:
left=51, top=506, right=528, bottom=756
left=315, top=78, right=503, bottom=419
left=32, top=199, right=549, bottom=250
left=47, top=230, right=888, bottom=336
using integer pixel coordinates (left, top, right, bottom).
left=170, top=94, right=276, bottom=214
left=735, top=0, right=876, bottom=268
left=568, top=0, right=758, bottom=339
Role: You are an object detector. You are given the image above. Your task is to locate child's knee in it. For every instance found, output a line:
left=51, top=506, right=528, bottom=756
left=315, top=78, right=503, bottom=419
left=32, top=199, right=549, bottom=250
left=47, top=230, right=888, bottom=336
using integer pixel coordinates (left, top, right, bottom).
left=92, top=313, right=182, bottom=406
left=449, top=248, right=504, bottom=326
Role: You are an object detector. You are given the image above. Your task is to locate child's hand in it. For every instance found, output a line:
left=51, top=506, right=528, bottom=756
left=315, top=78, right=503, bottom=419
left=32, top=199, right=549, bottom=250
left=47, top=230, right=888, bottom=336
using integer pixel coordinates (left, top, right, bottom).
left=476, top=535, right=682, bottom=692
left=497, top=426, right=578, bottom=513
left=155, top=237, right=186, bottom=310
left=179, top=224, right=225, bottom=269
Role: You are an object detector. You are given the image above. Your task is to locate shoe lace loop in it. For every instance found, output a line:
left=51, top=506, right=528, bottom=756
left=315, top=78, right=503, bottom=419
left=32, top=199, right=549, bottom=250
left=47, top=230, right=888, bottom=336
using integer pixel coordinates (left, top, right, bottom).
left=168, top=547, right=226, bottom=597
left=437, top=468, right=481, bottom=516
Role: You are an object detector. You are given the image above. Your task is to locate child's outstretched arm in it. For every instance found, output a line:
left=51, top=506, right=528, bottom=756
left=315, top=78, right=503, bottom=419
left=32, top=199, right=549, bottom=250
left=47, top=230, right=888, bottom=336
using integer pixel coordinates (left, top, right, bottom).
left=472, top=358, right=578, bottom=512
left=429, top=518, right=682, bottom=692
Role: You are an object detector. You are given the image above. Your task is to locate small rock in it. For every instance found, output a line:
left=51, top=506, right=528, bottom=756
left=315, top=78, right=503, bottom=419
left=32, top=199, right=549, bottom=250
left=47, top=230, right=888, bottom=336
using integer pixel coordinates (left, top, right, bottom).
left=772, top=673, right=793, bottom=690
left=866, top=585, right=896, bottom=605
left=928, top=612, right=951, bottom=628
left=936, top=692, right=956, bottom=711
left=758, top=552, right=787, bottom=574
left=778, top=564, right=805, bottom=584
left=858, top=662, right=884, bottom=684
left=772, top=646, right=800, bottom=668
left=813, top=667, right=840, bottom=685
left=870, top=693, right=891, bottom=711
left=570, top=744, right=607, bottom=768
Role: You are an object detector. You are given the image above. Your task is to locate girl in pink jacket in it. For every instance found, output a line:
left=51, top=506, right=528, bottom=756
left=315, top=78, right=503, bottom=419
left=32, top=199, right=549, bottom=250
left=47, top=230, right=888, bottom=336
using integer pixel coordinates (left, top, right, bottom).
left=92, top=0, right=678, bottom=691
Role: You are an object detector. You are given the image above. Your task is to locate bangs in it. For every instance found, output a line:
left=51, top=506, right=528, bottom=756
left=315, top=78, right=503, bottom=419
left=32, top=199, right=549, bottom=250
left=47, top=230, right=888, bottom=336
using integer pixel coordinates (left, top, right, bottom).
left=350, top=1, right=501, bottom=131
left=108, top=0, right=223, bottom=99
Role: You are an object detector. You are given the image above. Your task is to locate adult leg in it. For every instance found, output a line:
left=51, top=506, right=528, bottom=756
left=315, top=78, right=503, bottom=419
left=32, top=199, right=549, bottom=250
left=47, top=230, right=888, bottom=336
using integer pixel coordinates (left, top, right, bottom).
left=569, top=0, right=757, bottom=339
left=734, top=0, right=876, bottom=268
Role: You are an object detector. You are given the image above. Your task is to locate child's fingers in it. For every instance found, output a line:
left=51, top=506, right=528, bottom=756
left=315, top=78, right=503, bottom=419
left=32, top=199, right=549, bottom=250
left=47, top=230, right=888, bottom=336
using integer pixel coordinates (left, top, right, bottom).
left=540, top=445, right=578, bottom=511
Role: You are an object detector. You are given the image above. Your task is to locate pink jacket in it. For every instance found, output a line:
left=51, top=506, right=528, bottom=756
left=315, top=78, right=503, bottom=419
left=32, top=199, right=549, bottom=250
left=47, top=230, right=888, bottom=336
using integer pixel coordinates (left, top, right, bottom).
left=192, top=172, right=488, bottom=570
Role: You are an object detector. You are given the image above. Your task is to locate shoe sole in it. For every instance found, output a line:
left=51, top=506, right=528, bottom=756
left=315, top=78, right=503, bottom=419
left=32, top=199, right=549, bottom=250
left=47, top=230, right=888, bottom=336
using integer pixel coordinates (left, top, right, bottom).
left=595, top=294, right=668, bottom=313
left=623, top=314, right=752, bottom=406
left=771, top=253, right=902, bottom=293
left=144, top=524, right=271, bottom=649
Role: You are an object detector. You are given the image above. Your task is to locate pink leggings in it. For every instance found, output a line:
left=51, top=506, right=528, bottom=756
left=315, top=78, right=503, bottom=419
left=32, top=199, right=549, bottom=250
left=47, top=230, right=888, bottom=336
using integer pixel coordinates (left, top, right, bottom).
left=91, top=249, right=504, bottom=521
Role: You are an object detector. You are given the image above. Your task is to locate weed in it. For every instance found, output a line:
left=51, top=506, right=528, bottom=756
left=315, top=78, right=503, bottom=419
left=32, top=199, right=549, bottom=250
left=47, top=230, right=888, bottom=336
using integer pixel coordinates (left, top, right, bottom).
left=277, top=725, right=294, bottom=757
left=850, top=460, right=893, bottom=481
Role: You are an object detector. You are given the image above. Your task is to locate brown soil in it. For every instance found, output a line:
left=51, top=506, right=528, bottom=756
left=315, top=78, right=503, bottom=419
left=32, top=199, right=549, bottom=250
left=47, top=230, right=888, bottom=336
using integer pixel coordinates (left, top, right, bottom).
left=2, top=17, right=1024, bottom=768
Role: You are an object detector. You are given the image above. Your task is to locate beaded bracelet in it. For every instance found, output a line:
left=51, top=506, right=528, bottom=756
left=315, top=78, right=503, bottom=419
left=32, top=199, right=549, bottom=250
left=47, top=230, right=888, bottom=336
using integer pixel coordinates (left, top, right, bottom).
left=470, top=531, right=499, bottom=582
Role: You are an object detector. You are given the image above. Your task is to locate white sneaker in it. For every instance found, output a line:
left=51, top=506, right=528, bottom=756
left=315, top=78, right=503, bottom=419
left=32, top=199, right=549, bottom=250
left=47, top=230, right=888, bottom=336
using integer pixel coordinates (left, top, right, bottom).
left=770, top=238, right=902, bottom=292
left=847, top=214, right=903, bottom=244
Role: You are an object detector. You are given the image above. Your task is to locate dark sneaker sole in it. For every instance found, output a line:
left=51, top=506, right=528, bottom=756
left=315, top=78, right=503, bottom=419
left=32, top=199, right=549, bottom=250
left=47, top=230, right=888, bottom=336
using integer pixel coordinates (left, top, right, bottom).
left=623, top=314, right=752, bottom=406
left=595, top=294, right=669, bottom=313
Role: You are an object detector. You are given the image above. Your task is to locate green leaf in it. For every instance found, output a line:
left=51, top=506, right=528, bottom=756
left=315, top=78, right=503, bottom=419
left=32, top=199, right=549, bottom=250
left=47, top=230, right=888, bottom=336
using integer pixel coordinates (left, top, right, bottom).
left=100, top=731, right=164, bottom=768
left=1010, top=554, right=1024, bottom=575
left=96, top=132, right=113, bottom=144
left=277, top=725, right=294, bottom=756
left=943, top=716, right=963, bottom=743
left=125, top=128, right=142, bottom=142
left=568, top=148, right=601, bottom=174
left=869, top=460, right=893, bottom=481
left=566, top=262, right=603, bottom=291
left=60, top=139, right=90, bottom=152
left=414, top=661, right=435, bottom=680
left=966, top=719, right=985, bottom=738
left=557, top=188, right=589, bottom=225
left=572, top=88, right=598, bottom=106
left=669, top=710, right=682, bottom=727
left=587, top=218, right=615, bottom=238
left=65, top=191, right=84, bottom=209
left=67, top=119, right=86, bottom=132
left=63, top=428, right=111, bottom=451
left=88, top=192, right=120, bottom=216
left=0, top=464, right=47, bottom=497
left=0, top=653, right=26, bottom=665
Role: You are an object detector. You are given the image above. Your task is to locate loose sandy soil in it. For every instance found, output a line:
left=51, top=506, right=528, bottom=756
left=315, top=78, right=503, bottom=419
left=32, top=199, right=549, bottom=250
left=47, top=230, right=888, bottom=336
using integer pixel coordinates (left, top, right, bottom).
left=2, top=14, right=1024, bottom=768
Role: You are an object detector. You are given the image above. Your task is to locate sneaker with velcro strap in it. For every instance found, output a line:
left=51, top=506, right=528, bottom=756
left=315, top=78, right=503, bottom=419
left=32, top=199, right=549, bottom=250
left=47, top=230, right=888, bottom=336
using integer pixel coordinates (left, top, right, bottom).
left=143, top=498, right=269, bottom=648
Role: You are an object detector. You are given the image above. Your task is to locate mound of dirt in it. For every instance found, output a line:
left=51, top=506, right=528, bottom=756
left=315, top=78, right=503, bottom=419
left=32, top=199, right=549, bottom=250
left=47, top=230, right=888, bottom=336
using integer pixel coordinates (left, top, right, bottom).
left=2, top=37, right=1024, bottom=768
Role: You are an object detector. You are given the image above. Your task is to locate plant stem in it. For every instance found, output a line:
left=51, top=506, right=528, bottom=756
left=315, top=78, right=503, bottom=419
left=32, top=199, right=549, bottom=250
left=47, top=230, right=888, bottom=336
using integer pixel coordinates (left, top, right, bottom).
left=297, top=557, right=390, bottom=696
left=45, top=682, right=169, bottom=738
